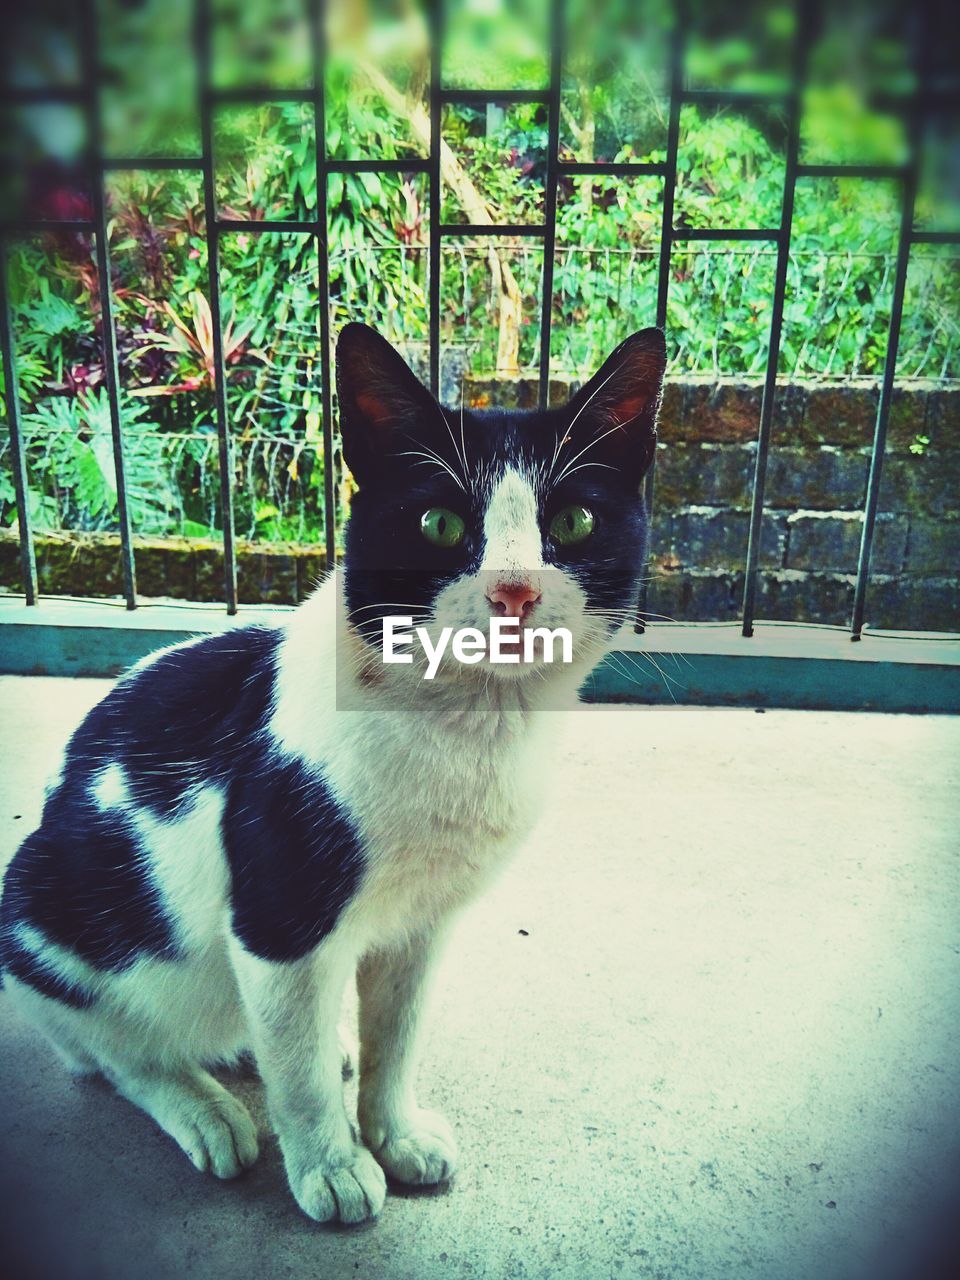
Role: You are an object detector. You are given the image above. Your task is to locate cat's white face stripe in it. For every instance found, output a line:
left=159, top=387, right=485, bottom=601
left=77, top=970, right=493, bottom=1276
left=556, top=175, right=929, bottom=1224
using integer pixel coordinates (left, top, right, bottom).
left=426, top=464, right=596, bottom=679
left=478, top=467, right=545, bottom=586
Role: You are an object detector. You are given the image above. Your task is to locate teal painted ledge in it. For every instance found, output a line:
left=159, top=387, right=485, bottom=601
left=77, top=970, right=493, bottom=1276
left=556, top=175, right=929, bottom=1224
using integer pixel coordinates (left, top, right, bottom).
left=583, top=619, right=960, bottom=713
left=0, top=597, right=288, bottom=679
left=1, top=596, right=958, bottom=714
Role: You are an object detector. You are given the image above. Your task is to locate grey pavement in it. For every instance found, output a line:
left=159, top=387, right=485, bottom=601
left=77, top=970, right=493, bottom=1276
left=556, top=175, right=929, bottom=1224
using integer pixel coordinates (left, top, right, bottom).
left=1, top=676, right=958, bottom=1280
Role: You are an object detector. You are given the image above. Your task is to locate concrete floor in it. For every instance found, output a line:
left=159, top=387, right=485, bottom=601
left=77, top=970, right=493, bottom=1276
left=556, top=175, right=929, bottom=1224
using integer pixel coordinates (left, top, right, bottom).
left=1, top=677, right=958, bottom=1280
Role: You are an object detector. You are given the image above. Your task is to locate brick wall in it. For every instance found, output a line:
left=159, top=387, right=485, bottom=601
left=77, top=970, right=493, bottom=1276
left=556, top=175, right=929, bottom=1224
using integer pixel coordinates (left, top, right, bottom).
left=1, top=378, right=957, bottom=631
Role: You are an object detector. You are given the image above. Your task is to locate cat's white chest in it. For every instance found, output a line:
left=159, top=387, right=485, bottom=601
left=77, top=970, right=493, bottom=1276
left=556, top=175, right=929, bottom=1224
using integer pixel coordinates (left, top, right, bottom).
left=269, top=580, right=562, bottom=946
left=326, top=704, right=551, bottom=943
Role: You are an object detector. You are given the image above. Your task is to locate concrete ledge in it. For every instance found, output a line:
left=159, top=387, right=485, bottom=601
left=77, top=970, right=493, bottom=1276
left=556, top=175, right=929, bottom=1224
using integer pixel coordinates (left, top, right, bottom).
left=584, top=621, right=960, bottom=713
left=589, top=628, right=960, bottom=713
left=0, top=597, right=290, bottom=679
left=1, top=596, right=958, bottom=713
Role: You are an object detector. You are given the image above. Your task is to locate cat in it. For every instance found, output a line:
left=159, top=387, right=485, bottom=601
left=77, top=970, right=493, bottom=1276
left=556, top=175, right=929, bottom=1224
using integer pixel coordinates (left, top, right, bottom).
left=0, top=321, right=666, bottom=1225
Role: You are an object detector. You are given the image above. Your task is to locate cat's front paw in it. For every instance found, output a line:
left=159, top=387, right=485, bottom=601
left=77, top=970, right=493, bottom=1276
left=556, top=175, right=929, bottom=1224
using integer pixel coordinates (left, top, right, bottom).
left=366, top=1109, right=458, bottom=1186
left=291, top=1146, right=387, bottom=1224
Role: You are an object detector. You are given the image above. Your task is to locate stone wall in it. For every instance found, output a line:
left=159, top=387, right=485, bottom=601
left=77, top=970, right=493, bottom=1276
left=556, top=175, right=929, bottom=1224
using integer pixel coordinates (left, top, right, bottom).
left=0, top=532, right=327, bottom=607
left=469, top=374, right=959, bottom=632
left=1, top=378, right=957, bottom=631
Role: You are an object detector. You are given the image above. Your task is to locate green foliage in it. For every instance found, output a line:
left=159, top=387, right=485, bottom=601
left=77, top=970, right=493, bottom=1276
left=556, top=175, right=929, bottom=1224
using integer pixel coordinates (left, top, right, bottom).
left=7, top=389, right=181, bottom=534
left=2, top=26, right=957, bottom=548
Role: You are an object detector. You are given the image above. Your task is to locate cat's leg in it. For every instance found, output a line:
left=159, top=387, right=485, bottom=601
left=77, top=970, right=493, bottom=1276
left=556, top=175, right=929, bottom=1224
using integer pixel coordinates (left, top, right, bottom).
left=228, top=938, right=387, bottom=1225
left=3, top=973, right=259, bottom=1178
left=19, top=1000, right=98, bottom=1076
left=52, top=1040, right=99, bottom=1077
left=338, top=1016, right=358, bottom=1079
left=357, top=928, right=458, bottom=1186
left=104, top=1061, right=260, bottom=1179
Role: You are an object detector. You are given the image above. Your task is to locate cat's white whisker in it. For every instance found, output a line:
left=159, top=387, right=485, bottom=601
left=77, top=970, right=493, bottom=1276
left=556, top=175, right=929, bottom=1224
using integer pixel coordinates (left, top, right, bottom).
left=396, top=449, right=467, bottom=492
left=436, top=403, right=469, bottom=488
left=553, top=460, right=619, bottom=483
left=553, top=420, right=632, bottom=487
left=459, top=376, right=470, bottom=480
left=562, top=361, right=622, bottom=437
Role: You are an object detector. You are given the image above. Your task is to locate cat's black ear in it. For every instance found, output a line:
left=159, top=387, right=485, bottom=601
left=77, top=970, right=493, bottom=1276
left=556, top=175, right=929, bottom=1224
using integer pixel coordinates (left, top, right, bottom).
left=336, top=323, right=439, bottom=484
left=564, top=328, right=667, bottom=478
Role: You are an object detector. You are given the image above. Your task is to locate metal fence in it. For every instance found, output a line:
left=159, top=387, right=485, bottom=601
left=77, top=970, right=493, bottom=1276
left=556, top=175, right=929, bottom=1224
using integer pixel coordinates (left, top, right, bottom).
left=1, top=0, right=957, bottom=640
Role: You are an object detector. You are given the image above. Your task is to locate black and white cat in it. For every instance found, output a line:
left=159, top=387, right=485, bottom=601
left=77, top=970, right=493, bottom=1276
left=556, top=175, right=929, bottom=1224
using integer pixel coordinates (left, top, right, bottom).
left=0, top=322, right=666, bottom=1224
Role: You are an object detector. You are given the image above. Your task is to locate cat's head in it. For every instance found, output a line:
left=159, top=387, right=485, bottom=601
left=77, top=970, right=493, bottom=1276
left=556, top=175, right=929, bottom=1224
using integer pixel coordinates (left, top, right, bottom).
left=336, top=323, right=666, bottom=687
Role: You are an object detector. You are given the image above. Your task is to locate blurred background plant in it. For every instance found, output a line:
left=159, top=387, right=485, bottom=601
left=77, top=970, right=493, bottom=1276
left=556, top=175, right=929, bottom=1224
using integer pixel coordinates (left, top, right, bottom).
left=1, top=0, right=957, bottom=546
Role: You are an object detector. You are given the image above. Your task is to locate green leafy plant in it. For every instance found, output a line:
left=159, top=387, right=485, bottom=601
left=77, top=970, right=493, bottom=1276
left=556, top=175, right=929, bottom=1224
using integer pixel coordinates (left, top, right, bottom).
left=2, top=18, right=957, bottom=551
left=10, top=389, right=183, bottom=535
left=130, top=290, right=265, bottom=395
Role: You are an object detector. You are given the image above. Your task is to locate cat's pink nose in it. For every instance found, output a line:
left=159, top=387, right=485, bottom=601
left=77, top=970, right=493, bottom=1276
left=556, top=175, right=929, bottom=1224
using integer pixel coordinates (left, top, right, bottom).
left=486, top=582, right=542, bottom=619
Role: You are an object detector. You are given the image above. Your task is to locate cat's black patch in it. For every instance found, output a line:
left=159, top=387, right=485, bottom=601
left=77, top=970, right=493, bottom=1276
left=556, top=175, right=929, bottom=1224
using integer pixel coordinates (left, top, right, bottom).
left=0, top=788, right=178, bottom=977
left=222, top=754, right=364, bottom=962
left=0, top=626, right=285, bottom=998
left=0, top=623, right=367, bottom=992
left=65, top=625, right=282, bottom=817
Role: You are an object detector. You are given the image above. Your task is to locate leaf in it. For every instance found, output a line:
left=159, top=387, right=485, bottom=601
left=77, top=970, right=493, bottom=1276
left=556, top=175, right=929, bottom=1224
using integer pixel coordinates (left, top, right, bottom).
left=73, top=445, right=115, bottom=518
left=21, top=294, right=84, bottom=338
left=190, top=291, right=214, bottom=360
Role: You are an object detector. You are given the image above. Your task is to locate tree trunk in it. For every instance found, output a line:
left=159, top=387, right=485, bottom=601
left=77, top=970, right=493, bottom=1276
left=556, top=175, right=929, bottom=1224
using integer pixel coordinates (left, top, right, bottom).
left=356, top=61, right=523, bottom=375
left=562, top=85, right=596, bottom=212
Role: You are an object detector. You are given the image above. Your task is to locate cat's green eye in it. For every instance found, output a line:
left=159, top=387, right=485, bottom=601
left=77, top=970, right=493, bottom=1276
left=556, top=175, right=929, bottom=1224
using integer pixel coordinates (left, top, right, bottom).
left=549, top=504, right=595, bottom=546
left=421, top=507, right=466, bottom=548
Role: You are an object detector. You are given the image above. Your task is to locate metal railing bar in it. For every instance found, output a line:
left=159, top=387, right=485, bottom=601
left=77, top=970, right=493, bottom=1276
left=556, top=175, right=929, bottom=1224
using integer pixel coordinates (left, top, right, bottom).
left=537, top=0, right=563, bottom=411
left=328, top=159, right=431, bottom=173
left=206, top=87, right=314, bottom=104
left=0, top=238, right=39, bottom=606
left=216, top=219, right=318, bottom=233
left=639, top=3, right=684, bottom=633
left=656, top=13, right=684, bottom=329
left=797, top=163, right=908, bottom=180
left=104, top=158, right=206, bottom=171
left=88, top=241, right=137, bottom=608
left=850, top=33, right=928, bottom=640
left=197, top=0, right=238, bottom=614
left=81, top=0, right=137, bottom=610
left=672, top=227, right=783, bottom=242
left=428, top=1, right=442, bottom=397
left=558, top=161, right=668, bottom=176
left=850, top=193, right=916, bottom=638
left=912, top=230, right=960, bottom=245
left=310, top=0, right=336, bottom=569
left=439, top=88, right=549, bottom=105
left=681, top=88, right=788, bottom=107
left=873, top=88, right=960, bottom=114
left=0, top=86, right=85, bottom=104
left=740, top=2, right=812, bottom=638
left=439, top=222, right=547, bottom=236
left=0, top=220, right=97, bottom=234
